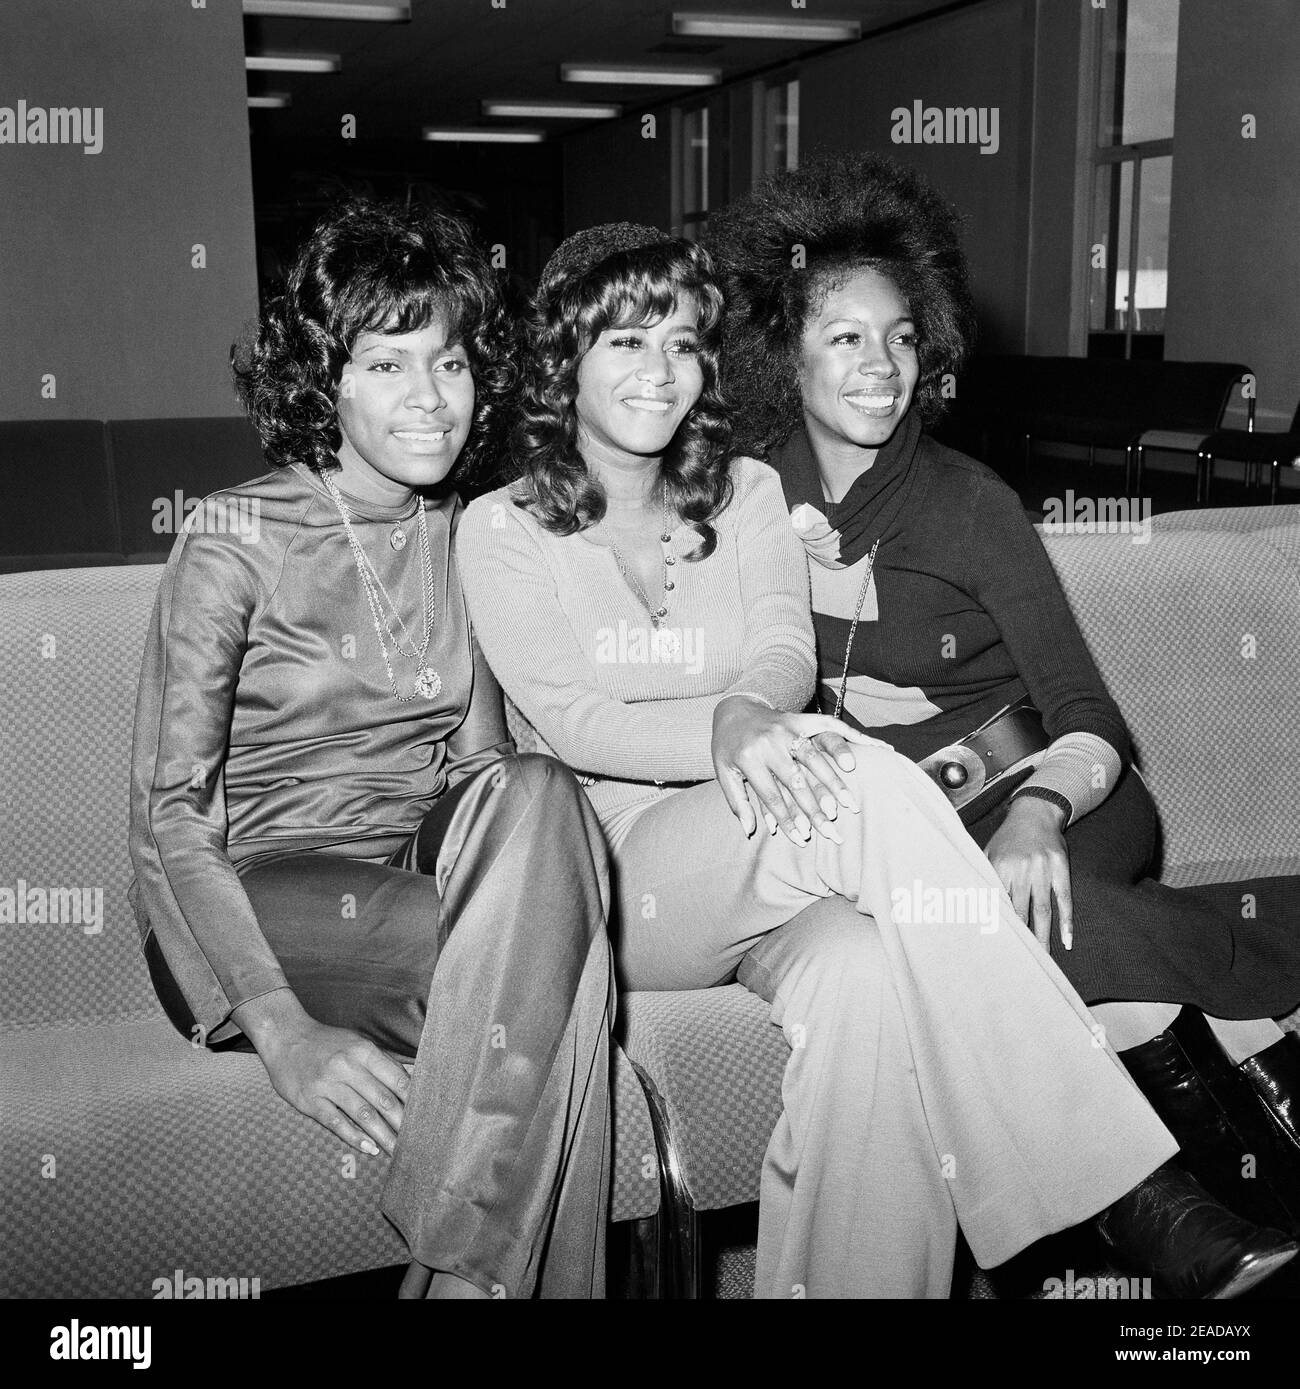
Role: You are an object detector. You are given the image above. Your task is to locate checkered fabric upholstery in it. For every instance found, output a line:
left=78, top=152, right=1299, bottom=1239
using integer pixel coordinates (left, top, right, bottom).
left=620, top=986, right=789, bottom=1211
left=0, top=565, right=655, bottom=1298
left=0, top=566, right=163, bottom=1028
left=1040, top=510, right=1300, bottom=887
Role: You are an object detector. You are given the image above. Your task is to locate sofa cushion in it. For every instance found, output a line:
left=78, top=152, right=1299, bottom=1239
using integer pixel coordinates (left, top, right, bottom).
left=0, top=1016, right=658, bottom=1297
left=1040, top=510, right=1300, bottom=886
left=620, top=986, right=789, bottom=1212
left=0, top=566, right=167, bottom=1029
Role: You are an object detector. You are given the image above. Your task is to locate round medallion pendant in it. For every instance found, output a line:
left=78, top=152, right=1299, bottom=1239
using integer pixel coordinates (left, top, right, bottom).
left=414, top=667, right=442, bottom=699
left=390, top=527, right=407, bottom=551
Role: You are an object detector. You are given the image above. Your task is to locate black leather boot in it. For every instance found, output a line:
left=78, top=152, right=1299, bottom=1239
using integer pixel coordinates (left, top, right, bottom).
left=1119, top=1019, right=1298, bottom=1234
left=1239, top=1033, right=1300, bottom=1154
left=1168, top=1009, right=1300, bottom=1233
left=1096, top=1164, right=1297, bottom=1299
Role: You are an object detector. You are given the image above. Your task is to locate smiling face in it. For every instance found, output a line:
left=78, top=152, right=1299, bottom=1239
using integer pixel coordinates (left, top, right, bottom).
left=797, top=267, right=920, bottom=464
left=334, top=309, right=475, bottom=505
left=573, top=293, right=705, bottom=459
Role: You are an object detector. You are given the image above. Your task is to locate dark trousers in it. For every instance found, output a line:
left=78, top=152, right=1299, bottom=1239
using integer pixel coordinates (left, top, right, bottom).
left=149, top=754, right=614, bottom=1298
left=966, top=765, right=1300, bottom=1018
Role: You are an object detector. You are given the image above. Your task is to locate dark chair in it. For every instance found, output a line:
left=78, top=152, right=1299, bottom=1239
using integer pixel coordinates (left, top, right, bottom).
left=0, top=419, right=120, bottom=572
left=1197, top=395, right=1300, bottom=504
left=107, top=416, right=266, bottom=560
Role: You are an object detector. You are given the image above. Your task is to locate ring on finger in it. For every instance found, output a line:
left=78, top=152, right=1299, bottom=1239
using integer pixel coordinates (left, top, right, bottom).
left=788, top=735, right=814, bottom=759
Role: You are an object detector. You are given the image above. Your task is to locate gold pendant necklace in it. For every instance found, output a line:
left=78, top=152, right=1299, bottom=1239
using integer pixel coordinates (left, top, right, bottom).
left=322, top=470, right=442, bottom=702
left=833, top=539, right=880, bottom=722
left=607, top=483, right=675, bottom=628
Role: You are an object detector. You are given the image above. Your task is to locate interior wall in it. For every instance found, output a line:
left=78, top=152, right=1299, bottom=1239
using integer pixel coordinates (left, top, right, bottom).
left=795, top=0, right=1036, bottom=355
left=561, top=111, right=676, bottom=237
left=1165, top=0, right=1300, bottom=427
left=563, top=0, right=1042, bottom=355
left=0, top=0, right=258, bottom=420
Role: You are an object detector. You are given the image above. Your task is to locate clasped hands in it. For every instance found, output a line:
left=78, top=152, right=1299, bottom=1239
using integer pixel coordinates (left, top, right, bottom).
left=711, top=694, right=882, bottom=846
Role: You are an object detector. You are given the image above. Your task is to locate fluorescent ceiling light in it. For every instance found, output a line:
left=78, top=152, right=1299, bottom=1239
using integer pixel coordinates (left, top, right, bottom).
left=246, top=53, right=342, bottom=73
left=424, top=128, right=546, bottom=144
left=243, top=2, right=410, bottom=20
left=248, top=93, right=292, bottom=109
left=672, top=12, right=860, bottom=41
left=483, top=100, right=622, bottom=120
left=561, top=63, right=720, bottom=87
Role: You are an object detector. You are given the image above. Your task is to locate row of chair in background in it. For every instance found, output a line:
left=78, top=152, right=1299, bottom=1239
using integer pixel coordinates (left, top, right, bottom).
left=0, top=417, right=266, bottom=572
left=935, top=356, right=1299, bottom=505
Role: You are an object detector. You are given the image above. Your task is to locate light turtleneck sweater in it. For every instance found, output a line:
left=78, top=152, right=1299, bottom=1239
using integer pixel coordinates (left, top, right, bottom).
left=456, top=454, right=817, bottom=838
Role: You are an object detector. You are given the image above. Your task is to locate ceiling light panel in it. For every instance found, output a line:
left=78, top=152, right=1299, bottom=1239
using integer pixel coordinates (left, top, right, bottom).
left=671, top=13, right=861, bottom=42
left=482, top=100, right=622, bottom=120
left=561, top=64, right=721, bottom=87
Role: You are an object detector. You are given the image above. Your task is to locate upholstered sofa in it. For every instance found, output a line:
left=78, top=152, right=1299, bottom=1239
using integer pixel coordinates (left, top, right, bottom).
left=2, top=504, right=1298, bottom=1298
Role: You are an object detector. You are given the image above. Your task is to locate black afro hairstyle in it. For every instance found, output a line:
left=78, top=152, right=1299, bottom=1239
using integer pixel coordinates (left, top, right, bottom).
left=706, top=150, right=977, bottom=458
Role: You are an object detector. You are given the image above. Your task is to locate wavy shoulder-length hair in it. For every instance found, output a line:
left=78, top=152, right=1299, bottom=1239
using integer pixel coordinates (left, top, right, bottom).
left=511, top=238, right=732, bottom=560
left=706, top=151, right=977, bottom=459
left=232, top=196, right=517, bottom=487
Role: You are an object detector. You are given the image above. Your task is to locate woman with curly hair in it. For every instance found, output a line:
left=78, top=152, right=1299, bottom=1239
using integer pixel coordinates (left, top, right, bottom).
left=455, top=222, right=1296, bottom=1298
left=706, top=151, right=1300, bottom=1238
left=128, top=197, right=615, bottom=1299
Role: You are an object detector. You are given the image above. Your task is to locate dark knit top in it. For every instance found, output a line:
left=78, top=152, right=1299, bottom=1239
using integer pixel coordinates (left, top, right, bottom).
left=769, top=415, right=1131, bottom=777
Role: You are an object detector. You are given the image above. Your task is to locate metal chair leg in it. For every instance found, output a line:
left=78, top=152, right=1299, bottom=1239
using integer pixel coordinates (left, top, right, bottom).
left=624, top=1215, right=662, bottom=1299
left=1196, top=450, right=1214, bottom=506
left=629, top=1060, right=703, bottom=1298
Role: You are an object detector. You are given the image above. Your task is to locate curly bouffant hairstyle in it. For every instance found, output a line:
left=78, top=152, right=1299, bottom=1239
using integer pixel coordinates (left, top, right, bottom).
left=232, top=197, right=517, bottom=486
left=706, top=151, right=977, bottom=458
left=510, top=236, right=733, bottom=561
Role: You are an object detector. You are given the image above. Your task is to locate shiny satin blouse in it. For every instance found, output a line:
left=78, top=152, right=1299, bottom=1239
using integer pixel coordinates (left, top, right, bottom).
left=128, top=462, right=510, bottom=1039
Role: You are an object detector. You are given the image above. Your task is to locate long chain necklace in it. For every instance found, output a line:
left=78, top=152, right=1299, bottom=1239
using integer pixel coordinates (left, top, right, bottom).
left=833, top=539, right=881, bottom=722
left=606, top=483, right=675, bottom=628
left=321, top=470, right=442, bottom=702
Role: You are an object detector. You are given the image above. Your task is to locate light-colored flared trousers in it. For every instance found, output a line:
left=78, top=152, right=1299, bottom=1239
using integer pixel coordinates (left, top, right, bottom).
left=608, top=741, right=1178, bottom=1298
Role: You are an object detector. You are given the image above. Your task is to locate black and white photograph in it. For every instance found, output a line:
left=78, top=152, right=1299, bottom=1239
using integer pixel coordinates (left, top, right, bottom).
left=2, top=0, right=1299, bottom=1361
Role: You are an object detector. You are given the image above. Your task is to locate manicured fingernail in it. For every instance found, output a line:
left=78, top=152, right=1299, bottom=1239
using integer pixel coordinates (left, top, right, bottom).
left=819, top=796, right=837, bottom=819
left=763, top=811, right=778, bottom=835
left=1063, top=932, right=1073, bottom=951
left=839, top=791, right=860, bottom=813
left=794, top=814, right=812, bottom=840
left=361, top=1140, right=379, bottom=1156
left=823, top=822, right=844, bottom=845
left=837, top=755, right=854, bottom=771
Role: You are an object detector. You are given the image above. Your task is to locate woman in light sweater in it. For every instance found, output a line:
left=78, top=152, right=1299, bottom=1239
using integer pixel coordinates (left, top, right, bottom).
left=129, top=199, right=613, bottom=1299
left=456, top=223, right=1296, bottom=1298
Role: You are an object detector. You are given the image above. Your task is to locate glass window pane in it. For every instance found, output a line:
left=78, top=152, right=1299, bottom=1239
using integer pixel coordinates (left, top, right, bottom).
left=1089, top=160, right=1134, bottom=332
left=1133, top=154, right=1171, bottom=332
left=1097, top=0, right=1179, bottom=147
left=762, top=78, right=799, bottom=176
left=683, top=106, right=708, bottom=217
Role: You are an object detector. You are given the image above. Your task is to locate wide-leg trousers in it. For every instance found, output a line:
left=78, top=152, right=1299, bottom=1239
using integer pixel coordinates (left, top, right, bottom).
left=608, top=741, right=1177, bottom=1299
left=966, top=765, right=1300, bottom=1038
left=153, top=754, right=615, bottom=1298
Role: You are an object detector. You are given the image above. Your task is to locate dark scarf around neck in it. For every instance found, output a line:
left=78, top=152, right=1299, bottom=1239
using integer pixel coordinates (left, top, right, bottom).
left=771, top=409, right=924, bottom=570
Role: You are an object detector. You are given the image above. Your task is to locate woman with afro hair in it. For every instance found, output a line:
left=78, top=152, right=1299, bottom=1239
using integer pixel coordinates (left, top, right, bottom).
left=457, top=220, right=1298, bottom=1299
left=707, top=150, right=1300, bottom=1244
left=128, top=197, right=615, bottom=1298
